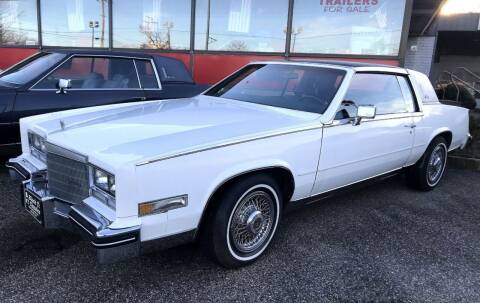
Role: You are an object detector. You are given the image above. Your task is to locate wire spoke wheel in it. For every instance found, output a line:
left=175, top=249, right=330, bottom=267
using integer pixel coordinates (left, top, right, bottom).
left=229, top=190, right=275, bottom=254
left=427, top=144, right=446, bottom=186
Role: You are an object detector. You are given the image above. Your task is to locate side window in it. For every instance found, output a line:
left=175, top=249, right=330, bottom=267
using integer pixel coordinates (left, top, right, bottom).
left=397, top=76, right=417, bottom=113
left=135, top=60, right=159, bottom=89
left=34, top=57, right=140, bottom=89
left=344, top=73, right=408, bottom=116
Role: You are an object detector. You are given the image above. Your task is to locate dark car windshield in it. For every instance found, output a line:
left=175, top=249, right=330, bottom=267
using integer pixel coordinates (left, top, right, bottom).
left=0, top=53, right=66, bottom=86
left=205, top=64, right=346, bottom=114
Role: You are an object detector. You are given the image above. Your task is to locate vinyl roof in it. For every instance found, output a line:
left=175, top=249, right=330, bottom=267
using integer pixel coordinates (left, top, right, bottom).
left=287, top=59, right=397, bottom=68
left=43, top=48, right=164, bottom=59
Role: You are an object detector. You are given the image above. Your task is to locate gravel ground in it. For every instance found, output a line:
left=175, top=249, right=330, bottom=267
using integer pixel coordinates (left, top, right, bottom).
left=0, top=166, right=479, bottom=303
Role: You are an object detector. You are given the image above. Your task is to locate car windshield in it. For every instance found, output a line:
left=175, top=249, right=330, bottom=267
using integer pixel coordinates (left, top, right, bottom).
left=0, top=53, right=66, bottom=86
left=205, top=64, right=346, bottom=114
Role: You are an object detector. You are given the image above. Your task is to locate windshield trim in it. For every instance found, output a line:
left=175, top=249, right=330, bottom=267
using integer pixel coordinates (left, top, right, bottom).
left=204, top=63, right=348, bottom=114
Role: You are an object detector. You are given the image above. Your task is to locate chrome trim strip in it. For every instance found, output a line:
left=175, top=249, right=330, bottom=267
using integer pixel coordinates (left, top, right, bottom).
left=324, top=112, right=424, bottom=128
left=150, top=58, right=163, bottom=90
left=0, top=142, right=21, bottom=147
left=91, top=237, right=137, bottom=248
left=70, top=216, right=94, bottom=237
left=132, top=59, right=142, bottom=89
left=5, top=163, right=29, bottom=179
left=136, top=124, right=324, bottom=166
left=292, top=167, right=404, bottom=203
left=30, top=54, right=162, bottom=91
left=0, top=122, right=19, bottom=126
left=29, top=54, right=73, bottom=90
left=354, top=66, right=409, bottom=74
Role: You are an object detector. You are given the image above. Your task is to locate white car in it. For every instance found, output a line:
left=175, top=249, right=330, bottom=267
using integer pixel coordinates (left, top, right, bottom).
left=7, top=61, right=471, bottom=268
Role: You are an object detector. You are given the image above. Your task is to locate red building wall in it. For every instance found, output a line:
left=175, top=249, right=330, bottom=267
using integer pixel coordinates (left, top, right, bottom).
left=0, top=48, right=399, bottom=85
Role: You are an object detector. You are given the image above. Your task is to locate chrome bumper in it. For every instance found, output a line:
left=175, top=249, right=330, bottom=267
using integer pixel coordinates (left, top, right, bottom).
left=6, top=157, right=141, bottom=264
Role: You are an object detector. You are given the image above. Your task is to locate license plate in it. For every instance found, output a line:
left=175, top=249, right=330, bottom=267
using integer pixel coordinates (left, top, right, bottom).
left=24, top=189, right=44, bottom=225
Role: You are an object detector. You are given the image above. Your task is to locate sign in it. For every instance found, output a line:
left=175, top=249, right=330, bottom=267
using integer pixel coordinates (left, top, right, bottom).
left=320, top=0, right=380, bottom=13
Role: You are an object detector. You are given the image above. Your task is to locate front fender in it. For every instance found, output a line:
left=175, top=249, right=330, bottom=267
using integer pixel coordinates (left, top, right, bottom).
left=200, top=159, right=296, bottom=210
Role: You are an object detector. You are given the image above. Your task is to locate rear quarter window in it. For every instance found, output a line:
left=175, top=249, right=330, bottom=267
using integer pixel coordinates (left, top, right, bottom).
left=409, top=70, right=439, bottom=104
left=154, top=57, right=193, bottom=83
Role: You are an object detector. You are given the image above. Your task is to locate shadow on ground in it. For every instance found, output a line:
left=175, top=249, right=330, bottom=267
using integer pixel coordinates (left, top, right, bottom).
left=0, top=167, right=479, bottom=302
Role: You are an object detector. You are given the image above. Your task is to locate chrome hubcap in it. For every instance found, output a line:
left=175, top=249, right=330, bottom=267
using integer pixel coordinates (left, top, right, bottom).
left=230, top=190, right=274, bottom=254
left=427, top=145, right=446, bottom=185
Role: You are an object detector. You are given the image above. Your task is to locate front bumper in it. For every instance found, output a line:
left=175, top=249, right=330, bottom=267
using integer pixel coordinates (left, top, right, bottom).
left=6, top=157, right=141, bottom=264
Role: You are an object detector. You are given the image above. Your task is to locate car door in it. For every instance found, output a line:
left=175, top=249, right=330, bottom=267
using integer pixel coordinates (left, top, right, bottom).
left=312, top=73, right=418, bottom=194
left=13, top=55, right=146, bottom=120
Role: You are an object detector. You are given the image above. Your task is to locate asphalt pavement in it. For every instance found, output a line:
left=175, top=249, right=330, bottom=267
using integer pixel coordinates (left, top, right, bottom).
left=0, top=166, right=479, bottom=303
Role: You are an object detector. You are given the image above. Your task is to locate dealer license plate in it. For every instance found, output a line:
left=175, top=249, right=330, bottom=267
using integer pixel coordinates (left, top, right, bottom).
left=24, top=189, right=44, bottom=225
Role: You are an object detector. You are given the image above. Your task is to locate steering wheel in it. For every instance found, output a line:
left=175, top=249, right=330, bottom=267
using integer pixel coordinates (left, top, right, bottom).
left=298, top=95, right=329, bottom=111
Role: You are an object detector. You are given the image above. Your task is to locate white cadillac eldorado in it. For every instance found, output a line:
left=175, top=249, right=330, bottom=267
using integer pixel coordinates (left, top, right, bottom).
left=7, top=61, right=471, bottom=268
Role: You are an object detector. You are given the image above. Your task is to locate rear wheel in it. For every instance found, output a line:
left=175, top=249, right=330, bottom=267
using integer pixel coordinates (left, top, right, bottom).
left=203, top=175, right=282, bottom=268
left=407, top=137, right=448, bottom=191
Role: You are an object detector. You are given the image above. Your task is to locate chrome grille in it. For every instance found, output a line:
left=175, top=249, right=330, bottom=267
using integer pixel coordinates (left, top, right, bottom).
left=46, top=149, right=90, bottom=204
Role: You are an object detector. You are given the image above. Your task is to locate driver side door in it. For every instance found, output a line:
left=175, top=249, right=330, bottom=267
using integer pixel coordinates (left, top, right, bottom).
left=312, top=73, right=417, bottom=195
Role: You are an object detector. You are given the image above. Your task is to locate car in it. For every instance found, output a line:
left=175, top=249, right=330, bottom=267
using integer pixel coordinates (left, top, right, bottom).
left=0, top=50, right=209, bottom=156
left=6, top=61, right=471, bottom=268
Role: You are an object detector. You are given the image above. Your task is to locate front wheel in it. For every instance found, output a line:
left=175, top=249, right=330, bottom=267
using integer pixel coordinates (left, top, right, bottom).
left=204, top=175, right=282, bottom=268
left=407, top=137, right=448, bottom=191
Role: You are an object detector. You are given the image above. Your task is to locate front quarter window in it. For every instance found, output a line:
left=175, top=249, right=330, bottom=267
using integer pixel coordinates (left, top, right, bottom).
left=205, top=64, right=346, bottom=114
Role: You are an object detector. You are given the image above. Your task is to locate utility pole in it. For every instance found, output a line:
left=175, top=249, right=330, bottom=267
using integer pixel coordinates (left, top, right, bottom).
left=98, top=0, right=106, bottom=47
left=89, top=20, right=99, bottom=48
left=164, top=21, right=174, bottom=49
left=291, top=27, right=303, bottom=53
left=205, top=0, right=211, bottom=50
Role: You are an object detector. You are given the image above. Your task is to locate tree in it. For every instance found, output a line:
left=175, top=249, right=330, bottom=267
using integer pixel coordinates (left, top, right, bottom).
left=139, top=17, right=174, bottom=50
left=0, top=8, right=27, bottom=45
left=226, top=40, right=248, bottom=51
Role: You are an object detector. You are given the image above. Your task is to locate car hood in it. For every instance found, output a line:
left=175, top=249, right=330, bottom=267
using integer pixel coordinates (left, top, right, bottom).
left=35, top=96, right=320, bottom=170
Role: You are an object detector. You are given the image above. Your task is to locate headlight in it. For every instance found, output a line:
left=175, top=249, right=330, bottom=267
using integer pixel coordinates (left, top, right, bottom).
left=28, top=132, right=47, bottom=162
left=93, top=167, right=115, bottom=196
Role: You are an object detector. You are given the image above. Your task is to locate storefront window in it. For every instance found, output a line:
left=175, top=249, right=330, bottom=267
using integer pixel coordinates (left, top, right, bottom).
left=0, top=0, right=38, bottom=46
left=112, top=0, right=191, bottom=50
left=291, top=0, right=406, bottom=56
left=195, top=0, right=288, bottom=52
left=41, top=0, right=110, bottom=48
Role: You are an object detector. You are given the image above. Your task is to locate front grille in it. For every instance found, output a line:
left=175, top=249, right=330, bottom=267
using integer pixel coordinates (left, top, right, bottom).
left=47, top=151, right=90, bottom=204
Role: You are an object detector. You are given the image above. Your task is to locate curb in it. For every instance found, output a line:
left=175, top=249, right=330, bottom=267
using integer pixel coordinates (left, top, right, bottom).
left=448, top=155, right=480, bottom=171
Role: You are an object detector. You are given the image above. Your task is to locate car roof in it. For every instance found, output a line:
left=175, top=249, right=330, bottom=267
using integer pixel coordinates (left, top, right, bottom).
left=250, top=59, right=408, bottom=74
left=43, top=49, right=170, bottom=60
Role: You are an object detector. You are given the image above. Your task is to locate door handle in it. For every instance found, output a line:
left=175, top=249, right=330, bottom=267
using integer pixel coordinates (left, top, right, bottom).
left=404, top=124, right=416, bottom=129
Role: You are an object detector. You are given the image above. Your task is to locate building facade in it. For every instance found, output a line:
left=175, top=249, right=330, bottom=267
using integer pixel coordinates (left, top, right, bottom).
left=0, top=0, right=414, bottom=84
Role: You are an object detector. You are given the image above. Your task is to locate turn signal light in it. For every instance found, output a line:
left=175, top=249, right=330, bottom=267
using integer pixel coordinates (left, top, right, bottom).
left=138, top=195, right=188, bottom=217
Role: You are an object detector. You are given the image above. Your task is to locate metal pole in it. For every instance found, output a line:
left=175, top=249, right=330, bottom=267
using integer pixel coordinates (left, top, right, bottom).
left=205, top=0, right=211, bottom=50
left=100, top=0, right=106, bottom=48
left=36, top=0, right=42, bottom=49
left=189, top=0, right=196, bottom=74
left=284, top=0, right=294, bottom=59
left=108, top=0, right=113, bottom=49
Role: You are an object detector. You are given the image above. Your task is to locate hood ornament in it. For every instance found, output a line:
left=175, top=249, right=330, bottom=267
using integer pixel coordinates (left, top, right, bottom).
left=59, top=120, right=65, bottom=130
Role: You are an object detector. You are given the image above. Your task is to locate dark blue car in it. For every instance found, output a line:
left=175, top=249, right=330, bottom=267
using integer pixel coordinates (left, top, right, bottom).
left=0, top=50, right=209, bottom=155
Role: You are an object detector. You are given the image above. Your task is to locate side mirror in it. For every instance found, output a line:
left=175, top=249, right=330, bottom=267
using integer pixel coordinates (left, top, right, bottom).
left=353, top=105, right=376, bottom=126
left=56, top=79, right=72, bottom=94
